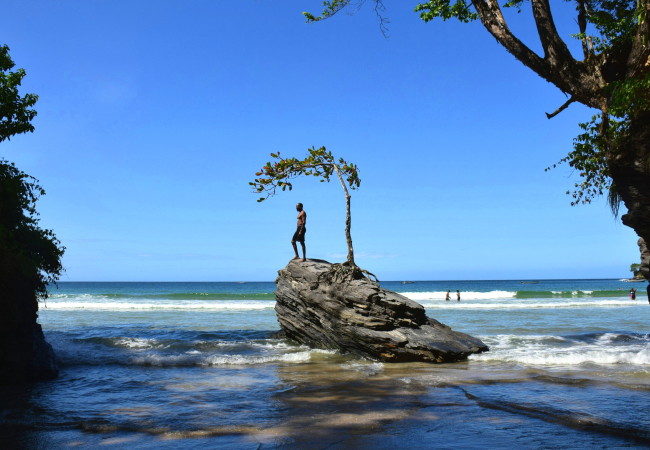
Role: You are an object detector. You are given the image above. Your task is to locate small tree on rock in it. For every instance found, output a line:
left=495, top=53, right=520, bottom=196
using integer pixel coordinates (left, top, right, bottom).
left=630, top=263, right=642, bottom=279
left=250, top=146, right=375, bottom=281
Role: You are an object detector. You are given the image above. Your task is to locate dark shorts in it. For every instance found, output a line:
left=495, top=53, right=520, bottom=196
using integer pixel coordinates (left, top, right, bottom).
left=292, top=226, right=306, bottom=243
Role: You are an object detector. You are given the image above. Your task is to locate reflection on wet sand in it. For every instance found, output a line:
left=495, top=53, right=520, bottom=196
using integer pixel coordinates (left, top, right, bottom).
left=3, top=357, right=650, bottom=448
left=259, top=362, right=431, bottom=445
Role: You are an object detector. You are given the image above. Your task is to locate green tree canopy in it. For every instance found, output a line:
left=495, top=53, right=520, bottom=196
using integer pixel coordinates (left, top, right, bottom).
left=0, top=45, right=64, bottom=304
left=0, top=160, right=64, bottom=299
left=0, top=45, right=38, bottom=143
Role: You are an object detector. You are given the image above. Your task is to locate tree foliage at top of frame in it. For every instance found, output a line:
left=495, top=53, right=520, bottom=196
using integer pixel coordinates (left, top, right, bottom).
left=0, top=45, right=38, bottom=144
left=303, top=0, right=650, bottom=210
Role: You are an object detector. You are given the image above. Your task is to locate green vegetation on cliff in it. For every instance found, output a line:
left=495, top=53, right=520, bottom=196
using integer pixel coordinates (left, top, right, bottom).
left=0, top=161, right=64, bottom=300
left=1, top=45, right=64, bottom=382
left=0, top=44, right=64, bottom=302
left=630, top=263, right=644, bottom=279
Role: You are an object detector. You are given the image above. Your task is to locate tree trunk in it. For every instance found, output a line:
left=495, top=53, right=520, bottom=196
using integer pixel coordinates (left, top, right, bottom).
left=332, top=164, right=355, bottom=266
left=608, top=113, right=650, bottom=281
left=345, top=193, right=354, bottom=266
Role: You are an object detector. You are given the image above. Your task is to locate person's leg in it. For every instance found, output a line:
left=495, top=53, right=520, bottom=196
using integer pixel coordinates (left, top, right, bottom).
left=300, top=241, right=306, bottom=261
left=292, top=240, right=300, bottom=259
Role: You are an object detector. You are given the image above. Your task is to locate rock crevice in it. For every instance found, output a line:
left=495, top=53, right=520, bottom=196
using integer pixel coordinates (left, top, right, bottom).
left=275, top=259, right=488, bottom=363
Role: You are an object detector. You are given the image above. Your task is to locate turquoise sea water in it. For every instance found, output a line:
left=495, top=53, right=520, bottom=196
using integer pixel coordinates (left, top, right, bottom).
left=2, top=278, right=650, bottom=448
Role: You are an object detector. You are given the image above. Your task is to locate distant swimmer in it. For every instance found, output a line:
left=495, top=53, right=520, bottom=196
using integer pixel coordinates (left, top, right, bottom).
left=445, top=290, right=450, bottom=301
left=291, top=203, right=307, bottom=262
left=456, top=290, right=461, bottom=302
left=630, top=288, right=637, bottom=300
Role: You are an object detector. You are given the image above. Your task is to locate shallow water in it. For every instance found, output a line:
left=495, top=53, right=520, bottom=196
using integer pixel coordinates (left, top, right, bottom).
left=2, top=279, right=649, bottom=448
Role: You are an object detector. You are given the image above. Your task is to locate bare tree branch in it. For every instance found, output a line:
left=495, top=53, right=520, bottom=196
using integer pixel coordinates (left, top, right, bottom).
left=576, top=0, right=591, bottom=59
left=545, top=96, right=576, bottom=119
left=471, top=0, right=603, bottom=107
left=531, top=0, right=575, bottom=64
left=373, top=0, right=390, bottom=37
left=471, top=0, right=548, bottom=77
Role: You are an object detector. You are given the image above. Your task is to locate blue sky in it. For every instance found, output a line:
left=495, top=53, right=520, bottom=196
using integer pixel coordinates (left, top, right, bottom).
left=1, top=1, right=640, bottom=281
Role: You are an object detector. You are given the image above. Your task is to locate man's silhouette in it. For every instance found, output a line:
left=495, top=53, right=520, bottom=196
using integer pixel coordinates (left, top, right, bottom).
left=292, top=203, right=306, bottom=261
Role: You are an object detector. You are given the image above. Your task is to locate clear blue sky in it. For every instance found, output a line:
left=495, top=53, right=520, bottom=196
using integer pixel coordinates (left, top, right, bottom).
left=1, top=1, right=640, bottom=281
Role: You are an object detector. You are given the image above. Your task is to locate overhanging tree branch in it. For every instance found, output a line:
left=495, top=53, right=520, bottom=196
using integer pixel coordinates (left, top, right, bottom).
left=531, top=0, right=575, bottom=64
left=471, top=0, right=603, bottom=105
left=546, top=96, right=576, bottom=119
left=471, top=0, right=549, bottom=78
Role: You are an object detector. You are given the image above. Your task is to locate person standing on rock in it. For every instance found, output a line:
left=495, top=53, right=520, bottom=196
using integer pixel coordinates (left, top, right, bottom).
left=292, top=203, right=307, bottom=261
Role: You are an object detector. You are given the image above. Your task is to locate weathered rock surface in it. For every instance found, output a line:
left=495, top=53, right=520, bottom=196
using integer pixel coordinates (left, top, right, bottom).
left=275, top=259, right=488, bottom=362
left=638, top=238, right=650, bottom=281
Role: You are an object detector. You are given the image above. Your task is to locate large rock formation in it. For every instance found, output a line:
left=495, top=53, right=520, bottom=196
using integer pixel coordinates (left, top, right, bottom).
left=638, top=238, right=650, bottom=281
left=275, top=259, right=488, bottom=362
left=0, top=289, right=58, bottom=384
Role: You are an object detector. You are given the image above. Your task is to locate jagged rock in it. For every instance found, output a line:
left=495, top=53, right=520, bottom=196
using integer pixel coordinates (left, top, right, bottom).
left=274, top=259, right=488, bottom=362
left=638, top=238, right=650, bottom=281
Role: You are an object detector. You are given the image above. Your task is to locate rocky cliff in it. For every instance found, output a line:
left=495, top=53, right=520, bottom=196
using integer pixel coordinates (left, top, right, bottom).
left=638, top=238, right=650, bottom=281
left=275, top=259, right=488, bottom=362
left=0, top=289, right=58, bottom=384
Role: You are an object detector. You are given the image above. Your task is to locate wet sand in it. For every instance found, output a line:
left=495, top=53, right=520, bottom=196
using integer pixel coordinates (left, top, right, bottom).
left=3, top=361, right=650, bottom=449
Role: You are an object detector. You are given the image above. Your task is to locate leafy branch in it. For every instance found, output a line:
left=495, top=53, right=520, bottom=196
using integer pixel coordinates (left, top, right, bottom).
left=250, top=146, right=360, bottom=203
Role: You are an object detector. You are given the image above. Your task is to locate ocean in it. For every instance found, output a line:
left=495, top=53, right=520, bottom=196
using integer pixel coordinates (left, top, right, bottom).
left=2, top=278, right=650, bottom=448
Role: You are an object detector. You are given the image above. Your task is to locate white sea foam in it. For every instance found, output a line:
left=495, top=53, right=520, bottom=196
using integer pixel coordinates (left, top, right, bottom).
left=41, top=295, right=638, bottom=312
left=479, top=346, right=650, bottom=366
left=400, top=291, right=516, bottom=301
left=130, top=351, right=313, bottom=367
left=341, top=362, right=384, bottom=375
left=114, top=337, right=158, bottom=349
left=48, top=293, right=111, bottom=300
left=418, top=299, right=635, bottom=309
left=550, top=290, right=593, bottom=296
left=471, top=334, right=650, bottom=366
left=42, top=300, right=275, bottom=311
